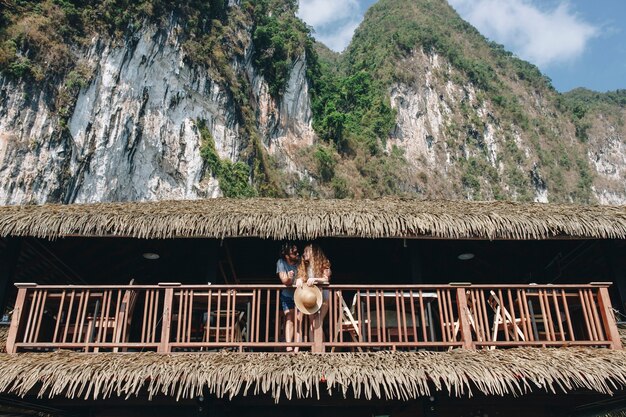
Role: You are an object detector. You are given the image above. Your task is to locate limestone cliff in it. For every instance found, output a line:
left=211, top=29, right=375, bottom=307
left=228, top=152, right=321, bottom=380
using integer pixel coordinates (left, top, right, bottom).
left=0, top=15, right=314, bottom=204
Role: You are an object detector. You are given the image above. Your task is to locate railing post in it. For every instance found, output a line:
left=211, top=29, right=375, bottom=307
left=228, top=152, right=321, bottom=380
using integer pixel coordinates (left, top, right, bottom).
left=6, top=283, right=36, bottom=354
left=594, top=284, right=622, bottom=350
left=158, top=283, right=179, bottom=353
left=312, top=313, right=324, bottom=353
left=455, top=286, right=475, bottom=350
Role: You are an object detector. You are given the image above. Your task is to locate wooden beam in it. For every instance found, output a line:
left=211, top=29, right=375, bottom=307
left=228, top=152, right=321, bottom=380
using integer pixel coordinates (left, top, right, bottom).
left=456, top=288, right=474, bottom=349
left=159, top=283, right=177, bottom=353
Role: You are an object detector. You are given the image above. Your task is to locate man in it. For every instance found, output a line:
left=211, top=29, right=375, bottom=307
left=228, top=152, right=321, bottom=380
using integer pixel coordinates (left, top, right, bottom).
left=276, top=242, right=300, bottom=351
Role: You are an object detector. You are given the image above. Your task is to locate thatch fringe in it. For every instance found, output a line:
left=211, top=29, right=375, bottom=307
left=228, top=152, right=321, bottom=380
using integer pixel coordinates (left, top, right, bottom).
left=602, top=412, right=626, bottom=417
left=0, top=199, right=625, bottom=240
left=1, top=348, right=626, bottom=402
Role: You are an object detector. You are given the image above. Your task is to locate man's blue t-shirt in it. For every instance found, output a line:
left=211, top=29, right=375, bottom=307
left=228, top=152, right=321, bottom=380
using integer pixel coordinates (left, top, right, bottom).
left=276, top=258, right=298, bottom=297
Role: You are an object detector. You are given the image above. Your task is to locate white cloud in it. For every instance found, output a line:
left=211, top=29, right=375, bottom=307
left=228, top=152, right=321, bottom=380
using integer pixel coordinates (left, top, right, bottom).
left=448, top=0, right=598, bottom=67
left=298, top=0, right=362, bottom=52
left=314, top=21, right=361, bottom=52
left=298, top=0, right=359, bottom=27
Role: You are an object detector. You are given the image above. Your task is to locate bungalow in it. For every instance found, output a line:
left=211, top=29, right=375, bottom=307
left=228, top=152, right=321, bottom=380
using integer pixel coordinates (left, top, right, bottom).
left=0, top=198, right=625, bottom=417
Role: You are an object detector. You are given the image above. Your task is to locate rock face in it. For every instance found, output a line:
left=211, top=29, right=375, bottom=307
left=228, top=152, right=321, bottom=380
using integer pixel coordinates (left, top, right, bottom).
left=0, top=21, right=315, bottom=204
left=67, top=27, right=230, bottom=203
left=586, top=109, right=626, bottom=205
left=0, top=75, right=65, bottom=204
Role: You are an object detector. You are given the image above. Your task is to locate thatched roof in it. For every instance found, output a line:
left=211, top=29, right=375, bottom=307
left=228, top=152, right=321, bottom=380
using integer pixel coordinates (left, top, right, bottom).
left=0, top=199, right=625, bottom=240
left=0, top=348, right=625, bottom=402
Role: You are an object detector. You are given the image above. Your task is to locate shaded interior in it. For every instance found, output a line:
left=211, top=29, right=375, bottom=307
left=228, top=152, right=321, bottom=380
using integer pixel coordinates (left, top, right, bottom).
left=1, top=236, right=625, bottom=312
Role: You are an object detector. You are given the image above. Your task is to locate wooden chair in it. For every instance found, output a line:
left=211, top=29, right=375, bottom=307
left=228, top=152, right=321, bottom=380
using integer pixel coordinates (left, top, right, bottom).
left=333, top=294, right=365, bottom=351
left=204, top=310, right=245, bottom=343
left=525, top=294, right=569, bottom=342
left=86, top=280, right=138, bottom=352
left=451, top=291, right=479, bottom=342
left=52, top=283, right=137, bottom=352
left=385, top=309, right=417, bottom=343
left=488, top=290, right=525, bottom=343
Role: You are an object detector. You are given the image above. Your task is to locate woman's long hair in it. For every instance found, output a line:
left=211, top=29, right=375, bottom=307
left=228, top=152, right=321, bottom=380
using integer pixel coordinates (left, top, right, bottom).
left=297, top=243, right=331, bottom=280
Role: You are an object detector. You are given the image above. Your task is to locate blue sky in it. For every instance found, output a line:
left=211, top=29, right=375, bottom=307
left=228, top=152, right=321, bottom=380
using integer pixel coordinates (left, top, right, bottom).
left=297, top=0, right=626, bottom=93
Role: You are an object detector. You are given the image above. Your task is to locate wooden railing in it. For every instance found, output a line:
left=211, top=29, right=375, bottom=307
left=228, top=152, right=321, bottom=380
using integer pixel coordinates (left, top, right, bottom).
left=5, top=282, right=622, bottom=353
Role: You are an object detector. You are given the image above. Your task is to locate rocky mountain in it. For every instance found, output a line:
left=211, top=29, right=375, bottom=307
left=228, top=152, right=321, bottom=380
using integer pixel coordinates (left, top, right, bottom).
left=0, top=0, right=624, bottom=204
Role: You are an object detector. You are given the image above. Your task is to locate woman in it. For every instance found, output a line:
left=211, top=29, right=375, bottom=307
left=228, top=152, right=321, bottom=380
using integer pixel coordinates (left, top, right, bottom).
left=295, top=243, right=332, bottom=341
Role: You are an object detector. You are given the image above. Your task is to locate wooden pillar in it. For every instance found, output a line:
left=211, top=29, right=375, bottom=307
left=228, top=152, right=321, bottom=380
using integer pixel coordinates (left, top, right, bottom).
left=595, top=285, right=623, bottom=350
left=158, top=283, right=179, bottom=353
left=455, top=287, right=474, bottom=350
left=6, top=283, right=35, bottom=354
left=312, top=313, right=324, bottom=353
left=0, top=238, right=22, bottom=316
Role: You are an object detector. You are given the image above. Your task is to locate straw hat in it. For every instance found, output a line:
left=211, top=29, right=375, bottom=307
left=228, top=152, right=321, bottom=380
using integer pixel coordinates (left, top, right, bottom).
left=294, top=285, right=323, bottom=315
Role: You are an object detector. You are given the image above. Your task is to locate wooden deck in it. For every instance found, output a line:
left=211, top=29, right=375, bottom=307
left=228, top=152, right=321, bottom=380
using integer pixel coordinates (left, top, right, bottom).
left=5, top=282, right=622, bottom=353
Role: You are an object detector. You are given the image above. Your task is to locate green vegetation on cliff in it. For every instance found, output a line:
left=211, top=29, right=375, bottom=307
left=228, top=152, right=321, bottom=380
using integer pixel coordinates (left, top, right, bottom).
left=0, top=0, right=230, bottom=80
left=198, top=120, right=257, bottom=198
left=558, top=88, right=626, bottom=142
left=251, top=0, right=315, bottom=97
left=306, top=60, right=407, bottom=197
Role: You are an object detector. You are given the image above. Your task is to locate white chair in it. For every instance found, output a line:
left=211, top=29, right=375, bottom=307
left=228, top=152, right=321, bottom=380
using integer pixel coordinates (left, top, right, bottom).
left=333, top=293, right=365, bottom=351
left=488, top=290, right=525, bottom=343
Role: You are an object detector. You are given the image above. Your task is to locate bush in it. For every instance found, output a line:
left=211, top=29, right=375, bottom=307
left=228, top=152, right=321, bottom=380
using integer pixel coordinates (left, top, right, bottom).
left=198, top=120, right=257, bottom=197
left=331, top=177, right=351, bottom=199
left=314, top=145, right=336, bottom=183
left=572, top=157, right=593, bottom=203
left=7, top=56, right=31, bottom=78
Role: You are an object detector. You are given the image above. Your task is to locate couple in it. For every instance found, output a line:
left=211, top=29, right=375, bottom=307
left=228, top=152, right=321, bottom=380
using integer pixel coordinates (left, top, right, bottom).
left=276, top=242, right=331, bottom=351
